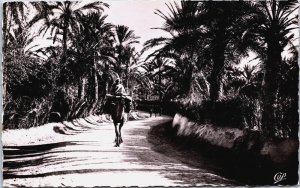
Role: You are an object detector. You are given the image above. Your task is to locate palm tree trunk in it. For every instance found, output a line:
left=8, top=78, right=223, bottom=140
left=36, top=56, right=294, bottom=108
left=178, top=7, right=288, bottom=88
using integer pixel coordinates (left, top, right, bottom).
left=63, top=22, right=68, bottom=56
left=3, top=3, right=8, bottom=50
left=4, top=7, right=13, bottom=52
left=103, top=74, right=109, bottom=97
left=86, top=69, right=94, bottom=114
left=202, top=71, right=210, bottom=95
left=209, top=47, right=225, bottom=101
left=94, top=67, right=99, bottom=103
left=90, top=59, right=99, bottom=114
left=61, top=19, right=69, bottom=94
left=208, top=27, right=226, bottom=101
left=159, top=66, right=162, bottom=102
left=78, top=76, right=86, bottom=100
left=3, top=5, right=8, bottom=106
left=209, top=61, right=224, bottom=101
left=3, top=82, right=7, bottom=108
left=101, top=63, right=109, bottom=97
left=90, top=69, right=99, bottom=113
left=126, top=62, right=129, bottom=91
left=261, top=36, right=282, bottom=137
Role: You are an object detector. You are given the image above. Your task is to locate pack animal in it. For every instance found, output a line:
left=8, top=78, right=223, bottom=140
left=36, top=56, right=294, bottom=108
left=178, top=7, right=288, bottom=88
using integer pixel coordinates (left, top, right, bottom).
left=110, top=96, right=127, bottom=147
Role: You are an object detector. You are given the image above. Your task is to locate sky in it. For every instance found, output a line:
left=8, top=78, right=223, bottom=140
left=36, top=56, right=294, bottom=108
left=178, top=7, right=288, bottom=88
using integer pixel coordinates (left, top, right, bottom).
left=103, top=0, right=174, bottom=61
left=104, top=0, right=172, bottom=47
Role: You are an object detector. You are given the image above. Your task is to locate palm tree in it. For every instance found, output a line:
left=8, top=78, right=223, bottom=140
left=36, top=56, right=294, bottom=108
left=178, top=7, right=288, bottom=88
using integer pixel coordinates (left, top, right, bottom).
left=115, top=25, right=140, bottom=46
left=3, top=2, right=28, bottom=51
left=114, top=25, right=140, bottom=86
left=143, top=2, right=204, bottom=100
left=3, top=8, right=47, bottom=104
left=245, top=0, right=299, bottom=136
left=126, top=58, right=151, bottom=98
left=143, top=1, right=254, bottom=101
left=30, top=1, right=109, bottom=63
left=222, top=63, right=263, bottom=98
left=68, top=11, right=115, bottom=114
left=122, top=46, right=141, bottom=91
left=145, top=55, right=166, bottom=101
left=142, top=1, right=200, bottom=58
left=143, top=52, right=196, bottom=101
left=194, top=1, right=261, bottom=101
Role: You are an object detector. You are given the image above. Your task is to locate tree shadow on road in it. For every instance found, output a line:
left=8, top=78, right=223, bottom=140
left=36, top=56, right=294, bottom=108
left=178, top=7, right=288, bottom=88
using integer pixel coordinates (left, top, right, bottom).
left=3, top=141, right=106, bottom=178
left=4, top=168, right=163, bottom=179
left=146, top=122, right=241, bottom=185
left=52, top=116, right=105, bottom=135
left=147, top=122, right=295, bottom=186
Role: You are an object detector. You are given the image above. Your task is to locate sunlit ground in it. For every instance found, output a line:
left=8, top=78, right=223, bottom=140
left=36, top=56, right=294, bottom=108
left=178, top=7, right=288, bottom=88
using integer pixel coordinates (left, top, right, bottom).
left=3, top=112, right=237, bottom=187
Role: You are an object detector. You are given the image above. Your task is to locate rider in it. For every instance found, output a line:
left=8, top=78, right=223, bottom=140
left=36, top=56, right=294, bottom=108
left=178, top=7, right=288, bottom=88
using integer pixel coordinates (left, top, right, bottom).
left=111, top=78, right=126, bottom=96
left=110, top=78, right=132, bottom=113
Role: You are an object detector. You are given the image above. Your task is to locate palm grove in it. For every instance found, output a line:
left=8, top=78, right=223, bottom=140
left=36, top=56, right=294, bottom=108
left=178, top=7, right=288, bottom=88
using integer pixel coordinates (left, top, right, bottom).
left=3, top=1, right=299, bottom=139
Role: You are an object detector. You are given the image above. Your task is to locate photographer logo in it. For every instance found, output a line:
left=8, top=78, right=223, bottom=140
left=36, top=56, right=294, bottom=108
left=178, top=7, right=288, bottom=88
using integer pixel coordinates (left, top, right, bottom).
left=274, top=172, right=287, bottom=184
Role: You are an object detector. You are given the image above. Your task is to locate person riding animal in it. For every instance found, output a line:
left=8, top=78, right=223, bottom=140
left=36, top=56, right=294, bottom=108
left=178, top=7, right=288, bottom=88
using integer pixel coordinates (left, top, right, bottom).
left=106, top=78, right=132, bottom=147
left=110, top=78, right=132, bottom=113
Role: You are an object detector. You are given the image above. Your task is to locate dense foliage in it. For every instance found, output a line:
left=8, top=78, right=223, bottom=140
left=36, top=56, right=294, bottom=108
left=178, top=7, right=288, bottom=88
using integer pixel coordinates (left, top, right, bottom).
left=142, top=1, right=298, bottom=138
left=3, top=1, right=148, bottom=129
left=3, top=1, right=299, bottom=139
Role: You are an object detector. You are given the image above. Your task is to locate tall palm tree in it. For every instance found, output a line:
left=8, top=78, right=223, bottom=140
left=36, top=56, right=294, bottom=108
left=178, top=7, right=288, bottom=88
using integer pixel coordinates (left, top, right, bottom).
left=143, top=2, right=205, bottom=100
left=68, top=11, right=115, bottom=114
left=30, top=1, right=109, bottom=62
left=123, top=46, right=140, bottom=90
left=142, top=52, right=194, bottom=100
left=115, top=25, right=140, bottom=46
left=146, top=55, right=167, bottom=101
left=114, top=25, right=140, bottom=85
left=126, top=58, right=151, bottom=98
left=190, top=1, right=259, bottom=101
left=3, top=2, right=28, bottom=51
left=245, top=0, right=299, bottom=136
left=143, top=1, right=254, bottom=101
left=4, top=27, right=39, bottom=93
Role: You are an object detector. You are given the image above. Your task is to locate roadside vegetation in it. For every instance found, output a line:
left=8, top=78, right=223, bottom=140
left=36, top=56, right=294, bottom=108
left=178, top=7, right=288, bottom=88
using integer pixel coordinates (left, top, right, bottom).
left=3, top=1, right=298, bottom=139
left=3, top=2, right=148, bottom=129
left=141, top=1, right=298, bottom=139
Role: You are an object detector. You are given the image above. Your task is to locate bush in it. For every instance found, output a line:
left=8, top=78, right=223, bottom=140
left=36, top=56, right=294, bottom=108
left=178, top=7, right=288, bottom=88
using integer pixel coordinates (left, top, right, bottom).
left=135, top=100, right=180, bottom=116
left=3, top=96, right=53, bottom=129
left=178, top=96, right=261, bottom=130
left=273, top=96, right=298, bottom=138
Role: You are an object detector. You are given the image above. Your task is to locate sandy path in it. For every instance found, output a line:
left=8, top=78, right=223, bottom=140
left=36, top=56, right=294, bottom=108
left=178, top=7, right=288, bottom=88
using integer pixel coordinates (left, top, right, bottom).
left=3, top=113, right=238, bottom=187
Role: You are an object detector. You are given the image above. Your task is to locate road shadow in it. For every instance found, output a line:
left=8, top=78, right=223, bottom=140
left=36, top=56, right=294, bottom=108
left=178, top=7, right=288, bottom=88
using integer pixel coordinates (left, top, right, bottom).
left=4, top=142, right=79, bottom=159
left=52, top=116, right=104, bottom=135
left=4, top=168, right=163, bottom=179
left=147, top=122, right=298, bottom=186
left=3, top=141, right=107, bottom=178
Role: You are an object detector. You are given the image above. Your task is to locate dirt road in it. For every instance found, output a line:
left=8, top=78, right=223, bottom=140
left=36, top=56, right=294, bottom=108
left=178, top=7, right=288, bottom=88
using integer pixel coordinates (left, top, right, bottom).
left=3, top=113, right=239, bottom=187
